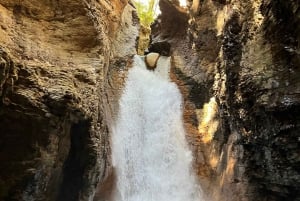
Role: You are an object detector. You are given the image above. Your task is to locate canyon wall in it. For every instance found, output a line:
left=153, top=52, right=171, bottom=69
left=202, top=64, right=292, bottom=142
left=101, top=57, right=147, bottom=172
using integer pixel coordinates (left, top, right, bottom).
left=0, top=0, right=299, bottom=201
left=0, top=0, right=138, bottom=200
left=151, top=0, right=300, bottom=200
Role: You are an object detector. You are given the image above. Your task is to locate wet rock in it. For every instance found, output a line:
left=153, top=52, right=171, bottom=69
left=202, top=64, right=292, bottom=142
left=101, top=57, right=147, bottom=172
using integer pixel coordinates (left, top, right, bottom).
left=151, top=0, right=300, bottom=200
left=146, top=41, right=171, bottom=56
left=151, top=0, right=188, bottom=41
left=145, top=52, right=160, bottom=70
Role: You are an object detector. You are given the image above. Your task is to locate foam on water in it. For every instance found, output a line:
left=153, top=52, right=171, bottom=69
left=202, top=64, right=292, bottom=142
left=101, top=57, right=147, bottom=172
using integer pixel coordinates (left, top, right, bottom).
left=112, top=55, right=205, bottom=201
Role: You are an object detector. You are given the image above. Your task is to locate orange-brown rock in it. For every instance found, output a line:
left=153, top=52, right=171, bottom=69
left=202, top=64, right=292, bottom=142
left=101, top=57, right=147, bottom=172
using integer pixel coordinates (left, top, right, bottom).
left=0, top=0, right=299, bottom=200
left=0, top=1, right=139, bottom=200
left=153, top=0, right=300, bottom=200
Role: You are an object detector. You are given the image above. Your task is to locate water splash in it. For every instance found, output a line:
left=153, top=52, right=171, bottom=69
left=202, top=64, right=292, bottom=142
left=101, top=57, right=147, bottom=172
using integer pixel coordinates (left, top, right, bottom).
left=112, top=55, right=204, bottom=201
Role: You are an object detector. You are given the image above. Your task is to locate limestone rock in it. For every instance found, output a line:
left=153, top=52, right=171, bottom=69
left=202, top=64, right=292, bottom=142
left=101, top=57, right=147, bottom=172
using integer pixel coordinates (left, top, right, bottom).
left=151, top=0, right=300, bottom=200
left=145, top=52, right=160, bottom=70
left=0, top=1, right=139, bottom=200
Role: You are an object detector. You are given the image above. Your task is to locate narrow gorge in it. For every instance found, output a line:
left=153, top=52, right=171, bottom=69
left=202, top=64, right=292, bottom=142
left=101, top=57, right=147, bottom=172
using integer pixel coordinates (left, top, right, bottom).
left=0, top=0, right=299, bottom=201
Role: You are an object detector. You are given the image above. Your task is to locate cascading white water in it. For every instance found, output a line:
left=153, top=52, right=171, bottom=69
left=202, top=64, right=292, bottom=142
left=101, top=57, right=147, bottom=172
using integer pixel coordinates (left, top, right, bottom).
left=112, top=55, right=205, bottom=201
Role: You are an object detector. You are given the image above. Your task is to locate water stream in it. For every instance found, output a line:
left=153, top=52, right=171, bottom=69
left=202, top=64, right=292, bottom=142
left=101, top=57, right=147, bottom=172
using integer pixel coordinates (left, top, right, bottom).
left=112, top=55, right=204, bottom=201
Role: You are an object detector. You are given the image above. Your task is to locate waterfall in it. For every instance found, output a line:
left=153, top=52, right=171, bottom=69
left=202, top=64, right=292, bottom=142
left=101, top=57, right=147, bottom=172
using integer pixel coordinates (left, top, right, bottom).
left=112, top=55, right=204, bottom=201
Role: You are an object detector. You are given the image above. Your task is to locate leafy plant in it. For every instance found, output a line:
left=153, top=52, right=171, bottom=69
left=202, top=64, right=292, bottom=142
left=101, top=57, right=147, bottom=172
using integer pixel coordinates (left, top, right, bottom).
left=133, top=0, right=158, bottom=27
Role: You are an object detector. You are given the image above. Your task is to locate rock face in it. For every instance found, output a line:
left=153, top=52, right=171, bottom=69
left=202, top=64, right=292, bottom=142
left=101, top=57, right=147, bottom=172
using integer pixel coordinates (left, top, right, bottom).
left=152, top=0, right=300, bottom=200
left=1, top=0, right=299, bottom=200
left=0, top=0, right=138, bottom=201
left=137, top=25, right=151, bottom=55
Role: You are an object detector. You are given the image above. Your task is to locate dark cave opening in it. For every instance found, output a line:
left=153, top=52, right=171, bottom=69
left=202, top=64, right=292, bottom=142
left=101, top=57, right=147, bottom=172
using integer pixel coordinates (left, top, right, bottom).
left=57, top=120, right=90, bottom=201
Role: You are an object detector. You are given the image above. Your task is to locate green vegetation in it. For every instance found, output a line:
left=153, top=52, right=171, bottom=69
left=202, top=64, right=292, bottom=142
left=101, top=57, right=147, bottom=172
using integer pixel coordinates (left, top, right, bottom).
left=133, top=0, right=158, bottom=27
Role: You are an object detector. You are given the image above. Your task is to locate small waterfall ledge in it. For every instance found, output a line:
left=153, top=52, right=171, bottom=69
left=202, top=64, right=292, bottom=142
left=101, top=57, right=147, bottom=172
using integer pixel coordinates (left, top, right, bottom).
left=111, top=55, right=205, bottom=201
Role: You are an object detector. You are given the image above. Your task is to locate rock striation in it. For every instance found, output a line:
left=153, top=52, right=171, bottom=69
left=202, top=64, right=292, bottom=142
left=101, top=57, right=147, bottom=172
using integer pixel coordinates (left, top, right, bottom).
left=0, top=0, right=299, bottom=201
left=151, top=0, right=300, bottom=200
left=0, top=0, right=138, bottom=200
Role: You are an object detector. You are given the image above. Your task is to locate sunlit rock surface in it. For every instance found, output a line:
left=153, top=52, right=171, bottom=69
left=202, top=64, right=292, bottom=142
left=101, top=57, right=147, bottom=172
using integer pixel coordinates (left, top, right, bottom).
left=0, top=1, right=138, bottom=200
left=151, top=0, right=300, bottom=200
left=0, top=0, right=299, bottom=201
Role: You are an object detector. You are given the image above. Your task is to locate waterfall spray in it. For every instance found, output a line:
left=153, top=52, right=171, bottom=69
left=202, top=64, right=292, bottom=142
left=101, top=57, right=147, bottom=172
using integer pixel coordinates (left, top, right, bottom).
left=112, top=55, right=205, bottom=201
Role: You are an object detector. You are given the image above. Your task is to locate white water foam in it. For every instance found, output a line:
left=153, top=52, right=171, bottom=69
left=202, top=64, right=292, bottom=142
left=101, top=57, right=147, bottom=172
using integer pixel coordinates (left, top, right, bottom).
left=112, top=55, right=205, bottom=201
